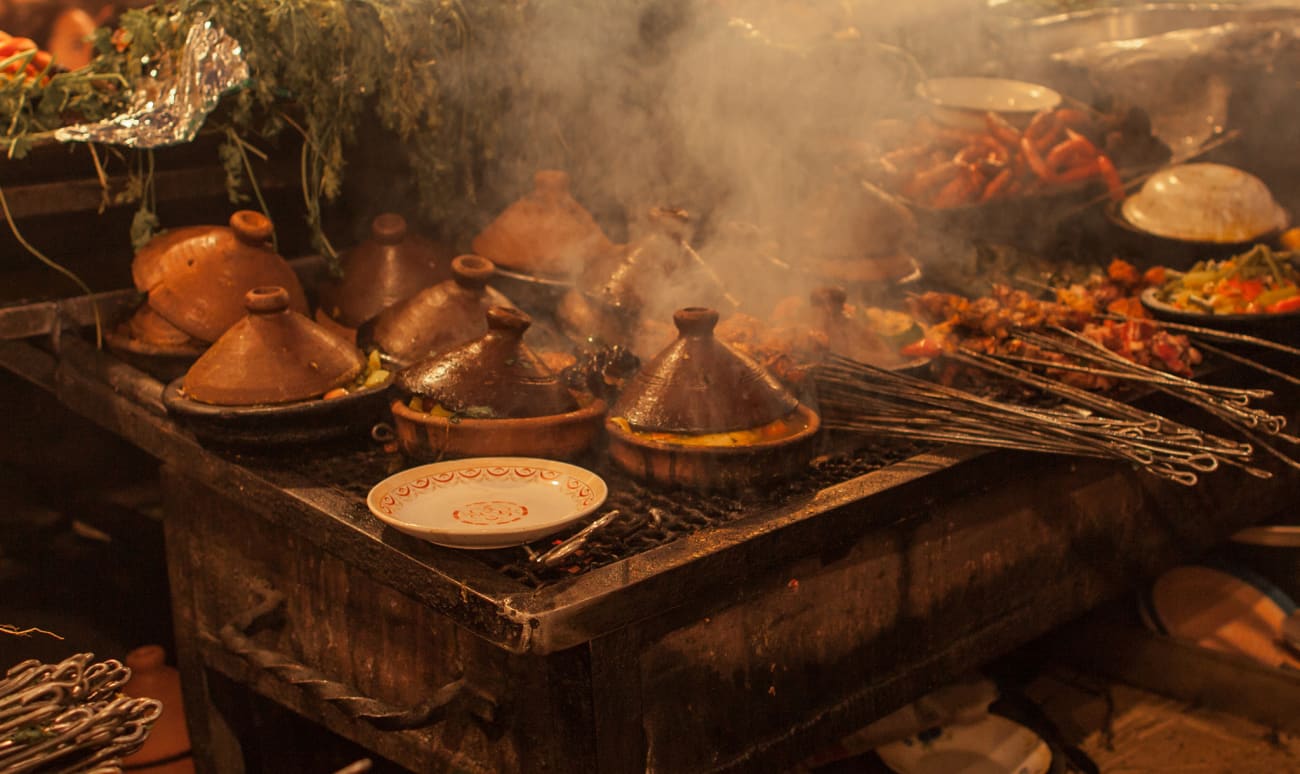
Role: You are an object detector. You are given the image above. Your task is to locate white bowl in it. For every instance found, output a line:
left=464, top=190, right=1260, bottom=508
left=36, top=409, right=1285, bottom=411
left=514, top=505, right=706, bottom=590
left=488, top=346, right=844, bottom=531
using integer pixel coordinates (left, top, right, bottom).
left=1121, top=163, right=1289, bottom=244
left=367, top=457, right=608, bottom=549
left=876, top=712, right=1052, bottom=774
left=917, top=76, right=1061, bottom=130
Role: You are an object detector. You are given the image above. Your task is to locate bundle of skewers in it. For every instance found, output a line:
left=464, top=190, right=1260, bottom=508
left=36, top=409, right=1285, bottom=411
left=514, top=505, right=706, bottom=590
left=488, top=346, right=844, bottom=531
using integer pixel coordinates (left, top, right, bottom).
left=812, top=273, right=1300, bottom=486
left=0, top=653, right=161, bottom=773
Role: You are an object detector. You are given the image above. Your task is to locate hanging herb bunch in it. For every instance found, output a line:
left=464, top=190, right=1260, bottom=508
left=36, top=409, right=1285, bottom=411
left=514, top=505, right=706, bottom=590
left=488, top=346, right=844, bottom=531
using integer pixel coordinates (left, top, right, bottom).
left=179, top=0, right=528, bottom=266
left=0, top=0, right=529, bottom=268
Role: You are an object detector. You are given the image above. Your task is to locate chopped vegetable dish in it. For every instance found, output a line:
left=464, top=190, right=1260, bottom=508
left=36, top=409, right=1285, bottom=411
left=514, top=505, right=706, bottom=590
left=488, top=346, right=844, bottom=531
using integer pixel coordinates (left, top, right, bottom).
left=1152, top=245, right=1300, bottom=315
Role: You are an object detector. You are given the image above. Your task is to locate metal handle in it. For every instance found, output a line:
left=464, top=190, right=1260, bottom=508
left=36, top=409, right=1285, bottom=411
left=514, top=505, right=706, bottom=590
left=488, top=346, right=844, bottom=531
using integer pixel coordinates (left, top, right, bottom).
left=217, top=590, right=497, bottom=731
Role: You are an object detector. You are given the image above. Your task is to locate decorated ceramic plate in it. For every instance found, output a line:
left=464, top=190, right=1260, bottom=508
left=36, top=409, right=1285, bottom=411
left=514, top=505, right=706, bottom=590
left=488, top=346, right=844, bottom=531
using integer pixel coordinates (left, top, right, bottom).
left=876, top=713, right=1052, bottom=774
left=367, top=457, right=608, bottom=549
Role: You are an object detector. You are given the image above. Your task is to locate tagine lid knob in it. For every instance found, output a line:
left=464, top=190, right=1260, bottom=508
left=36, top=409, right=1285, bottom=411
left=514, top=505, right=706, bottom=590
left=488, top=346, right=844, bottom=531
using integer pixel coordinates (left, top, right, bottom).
left=534, top=169, right=571, bottom=194
left=612, top=307, right=799, bottom=434
left=673, top=307, right=719, bottom=337
left=486, top=304, right=531, bottom=336
left=451, top=254, right=496, bottom=288
left=371, top=212, right=408, bottom=245
left=244, top=285, right=290, bottom=314
left=122, top=645, right=193, bottom=770
left=230, top=210, right=274, bottom=245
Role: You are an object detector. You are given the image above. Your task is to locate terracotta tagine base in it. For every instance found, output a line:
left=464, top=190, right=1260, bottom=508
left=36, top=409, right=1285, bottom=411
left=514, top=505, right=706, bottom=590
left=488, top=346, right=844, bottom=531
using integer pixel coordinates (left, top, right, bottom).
left=105, top=328, right=206, bottom=383
left=604, top=403, right=820, bottom=491
left=390, top=398, right=607, bottom=461
left=163, top=374, right=394, bottom=449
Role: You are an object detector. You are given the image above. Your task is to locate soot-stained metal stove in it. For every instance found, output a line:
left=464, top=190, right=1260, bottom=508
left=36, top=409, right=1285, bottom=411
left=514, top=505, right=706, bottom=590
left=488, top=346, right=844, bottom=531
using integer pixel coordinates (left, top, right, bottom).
left=4, top=334, right=1298, bottom=774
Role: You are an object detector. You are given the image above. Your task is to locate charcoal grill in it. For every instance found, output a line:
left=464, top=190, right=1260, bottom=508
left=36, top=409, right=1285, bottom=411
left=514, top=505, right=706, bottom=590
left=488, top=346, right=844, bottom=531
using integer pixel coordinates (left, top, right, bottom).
left=2, top=308, right=1298, bottom=773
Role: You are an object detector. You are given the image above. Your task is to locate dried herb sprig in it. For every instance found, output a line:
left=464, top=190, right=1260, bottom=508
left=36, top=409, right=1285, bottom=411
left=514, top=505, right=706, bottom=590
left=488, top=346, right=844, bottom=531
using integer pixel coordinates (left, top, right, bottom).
left=182, top=0, right=526, bottom=265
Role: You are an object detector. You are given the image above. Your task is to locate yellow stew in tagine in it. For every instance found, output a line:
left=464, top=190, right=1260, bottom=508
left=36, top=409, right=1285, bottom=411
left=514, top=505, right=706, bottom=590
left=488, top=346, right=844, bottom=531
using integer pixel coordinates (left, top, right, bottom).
left=609, top=411, right=812, bottom=448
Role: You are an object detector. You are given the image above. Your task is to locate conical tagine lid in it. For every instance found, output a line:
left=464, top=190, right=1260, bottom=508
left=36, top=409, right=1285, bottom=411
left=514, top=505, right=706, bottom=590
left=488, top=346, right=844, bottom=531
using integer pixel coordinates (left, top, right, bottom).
left=471, top=169, right=614, bottom=278
left=320, top=213, right=452, bottom=328
left=395, top=306, right=577, bottom=419
left=612, top=307, right=799, bottom=434
left=133, top=211, right=308, bottom=343
left=182, top=286, right=364, bottom=406
left=371, top=255, right=516, bottom=366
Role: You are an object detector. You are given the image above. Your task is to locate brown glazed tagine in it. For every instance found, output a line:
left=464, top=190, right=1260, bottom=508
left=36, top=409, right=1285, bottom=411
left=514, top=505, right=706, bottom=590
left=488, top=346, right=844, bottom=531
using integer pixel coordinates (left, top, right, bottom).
left=108, top=211, right=307, bottom=378
left=391, top=306, right=606, bottom=460
left=790, top=178, right=920, bottom=285
left=180, top=286, right=364, bottom=406
left=606, top=307, right=820, bottom=490
left=131, top=210, right=308, bottom=343
left=471, top=169, right=615, bottom=280
left=369, top=254, right=517, bottom=367
left=316, top=213, right=453, bottom=337
left=806, top=286, right=909, bottom=368
left=162, top=287, right=392, bottom=447
left=557, top=207, right=734, bottom=348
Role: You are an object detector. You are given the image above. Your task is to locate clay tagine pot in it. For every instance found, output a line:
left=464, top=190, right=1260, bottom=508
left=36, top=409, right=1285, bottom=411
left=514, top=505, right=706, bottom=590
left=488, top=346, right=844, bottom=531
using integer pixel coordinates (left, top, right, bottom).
left=132, top=210, right=308, bottom=344
left=181, top=286, right=364, bottom=406
left=558, top=207, right=735, bottom=348
left=105, top=304, right=208, bottom=382
left=391, top=306, right=606, bottom=460
left=790, top=178, right=920, bottom=285
left=471, top=169, right=615, bottom=279
left=806, top=286, right=906, bottom=367
left=369, top=254, right=517, bottom=367
left=317, top=212, right=453, bottom=332
left=606, top=307, right=820, bottom=490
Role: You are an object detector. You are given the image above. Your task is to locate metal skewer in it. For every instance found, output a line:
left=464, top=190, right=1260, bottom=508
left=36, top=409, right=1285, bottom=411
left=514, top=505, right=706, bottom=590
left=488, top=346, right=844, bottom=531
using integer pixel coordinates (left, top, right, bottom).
left=1101, top=312, right=1300, bottom=359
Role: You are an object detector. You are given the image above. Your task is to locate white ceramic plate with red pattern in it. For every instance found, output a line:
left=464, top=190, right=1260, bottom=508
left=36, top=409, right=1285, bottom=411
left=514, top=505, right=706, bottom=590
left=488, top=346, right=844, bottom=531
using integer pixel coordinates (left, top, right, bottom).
left=366, top=457, right=608, bottom=549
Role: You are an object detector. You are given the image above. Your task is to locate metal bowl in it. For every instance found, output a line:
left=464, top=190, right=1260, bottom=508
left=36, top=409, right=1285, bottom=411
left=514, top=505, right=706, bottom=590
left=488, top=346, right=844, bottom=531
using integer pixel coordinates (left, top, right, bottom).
left=1139, top=286, right=1300, bottom=342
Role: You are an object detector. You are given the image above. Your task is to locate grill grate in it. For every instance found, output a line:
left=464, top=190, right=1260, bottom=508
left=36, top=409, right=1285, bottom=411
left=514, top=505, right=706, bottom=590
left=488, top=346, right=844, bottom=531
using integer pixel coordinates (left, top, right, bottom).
left=240, top=437, right=927, bottom=589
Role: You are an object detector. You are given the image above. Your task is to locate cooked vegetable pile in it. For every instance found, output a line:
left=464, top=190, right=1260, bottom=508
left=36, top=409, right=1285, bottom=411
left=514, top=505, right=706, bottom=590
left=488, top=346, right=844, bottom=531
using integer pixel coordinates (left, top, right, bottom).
left=1151, top=245, right=1300, bottom=315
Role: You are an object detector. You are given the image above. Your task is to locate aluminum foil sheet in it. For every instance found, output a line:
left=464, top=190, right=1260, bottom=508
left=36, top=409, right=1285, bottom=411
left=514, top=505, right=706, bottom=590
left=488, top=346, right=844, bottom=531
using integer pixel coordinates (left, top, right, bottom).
left=54, top=17, right=249, bottom=148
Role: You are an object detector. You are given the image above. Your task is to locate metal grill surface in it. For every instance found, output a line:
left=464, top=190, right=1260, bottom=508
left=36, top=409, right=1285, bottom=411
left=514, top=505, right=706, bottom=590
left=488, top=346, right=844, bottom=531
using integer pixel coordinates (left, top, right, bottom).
left=240, top=438, right=927, bottom=589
